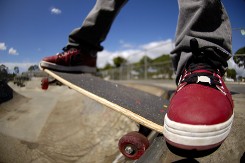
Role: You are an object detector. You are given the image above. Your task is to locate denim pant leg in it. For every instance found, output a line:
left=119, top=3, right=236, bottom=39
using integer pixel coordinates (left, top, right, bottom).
left=171, top=0, right=232, bottom=83
left=67, top=0, right=128, bottom=51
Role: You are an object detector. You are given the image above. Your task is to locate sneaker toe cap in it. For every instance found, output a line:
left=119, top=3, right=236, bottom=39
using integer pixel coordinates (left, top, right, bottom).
left=168, top=84, right=233, bottom=125
left=42, top=56, right=56, bottom=62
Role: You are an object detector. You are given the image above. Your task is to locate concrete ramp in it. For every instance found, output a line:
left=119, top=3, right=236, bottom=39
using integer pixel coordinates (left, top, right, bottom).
left=0, top=89, right=58, bottom=142
left=0, top=80, right=137, bottom=162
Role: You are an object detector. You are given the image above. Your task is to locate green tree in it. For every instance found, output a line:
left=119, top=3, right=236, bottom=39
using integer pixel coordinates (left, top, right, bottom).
left=152, top=54, right=171, bottom=63
left=226, top=68, right=236, bottom=80
left=14, top=66, right=19, bottom=75
left=233, top=46, right=245, bottom=68
left=0, top=64, right=8, bottom=81
left=28, top=65, right=39, bottom=72
left=139, top=56, right=152, bottom=65
left=113, top=56, right=127, bottom=68
left=102, top=63, right=113, bottom=70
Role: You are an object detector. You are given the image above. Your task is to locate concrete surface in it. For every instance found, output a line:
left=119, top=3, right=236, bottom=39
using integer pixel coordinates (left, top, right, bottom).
left=0, top=78, right=138, bottom=162
left=0, top=78, right=244, bottom=163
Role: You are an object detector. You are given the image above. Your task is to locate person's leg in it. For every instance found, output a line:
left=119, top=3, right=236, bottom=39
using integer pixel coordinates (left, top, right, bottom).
left=40, top=0, right=128, bottom=72
left=68, top=0, right=128, bottom=52
left=171, top=0, right=232, bottom=83
left=164, top=0, right=234, bottom=152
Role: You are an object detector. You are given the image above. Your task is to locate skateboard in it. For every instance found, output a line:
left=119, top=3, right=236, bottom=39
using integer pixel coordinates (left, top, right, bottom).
left=40, top=68, right=169, bottom=160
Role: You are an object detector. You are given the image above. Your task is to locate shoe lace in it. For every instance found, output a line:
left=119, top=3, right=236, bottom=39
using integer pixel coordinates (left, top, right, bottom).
left=179, top=39, right=223, bottom=88
left=181, top=63, right=222, bottom=87
left=56, top=47, right=78, bottom=57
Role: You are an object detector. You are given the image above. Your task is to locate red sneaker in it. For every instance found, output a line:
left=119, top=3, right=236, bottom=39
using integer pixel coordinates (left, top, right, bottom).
left=39, top=47, right=97, bottom=73
left=164, top=54, right=234, bottom=151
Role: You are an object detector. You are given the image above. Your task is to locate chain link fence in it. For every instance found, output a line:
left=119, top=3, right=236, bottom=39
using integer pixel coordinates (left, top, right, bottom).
left=100, top=61, right=175, bottom=80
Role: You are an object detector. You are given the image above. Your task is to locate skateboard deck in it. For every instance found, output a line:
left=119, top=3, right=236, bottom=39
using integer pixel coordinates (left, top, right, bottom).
left=41, top=69, right=169, bottom=133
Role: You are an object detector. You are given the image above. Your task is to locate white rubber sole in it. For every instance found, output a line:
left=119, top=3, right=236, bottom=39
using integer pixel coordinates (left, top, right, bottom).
left=40, top=61, right=96, bottom=73
left=163, top=113, right=234, bottom=149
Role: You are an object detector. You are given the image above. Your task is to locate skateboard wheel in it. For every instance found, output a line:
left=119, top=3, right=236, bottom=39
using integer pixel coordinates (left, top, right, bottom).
left=41, top=78, right=49, bottom=90
left=118, top=131, right=149, bottom=160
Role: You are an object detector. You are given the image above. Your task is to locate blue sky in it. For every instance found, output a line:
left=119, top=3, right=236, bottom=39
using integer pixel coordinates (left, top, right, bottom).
left=0, top=0, right=245, bottom=73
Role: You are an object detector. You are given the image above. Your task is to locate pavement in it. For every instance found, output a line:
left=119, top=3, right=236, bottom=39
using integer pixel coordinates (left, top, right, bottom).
left=0, top=78, right=244, bottom=163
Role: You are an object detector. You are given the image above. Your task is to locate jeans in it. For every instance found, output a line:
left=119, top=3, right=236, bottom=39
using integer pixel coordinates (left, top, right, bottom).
left=67, top=0, right=232, bottom=83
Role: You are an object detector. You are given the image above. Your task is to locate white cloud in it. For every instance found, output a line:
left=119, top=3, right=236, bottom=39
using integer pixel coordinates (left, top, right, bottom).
left=0, top=42, right=7, bottom=50
left=97, top=39, right=174, bottom=68
left=119, top=40, right=135, bottom=49
left=8, top=47, right=19, bottom=55
left=97, top=49, right=142, bottom=68
left=51, top=7, right=62, bottom=15
left=1, top=40, right=173, bottom=72
left=140, top=39, right=174, bottom=58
